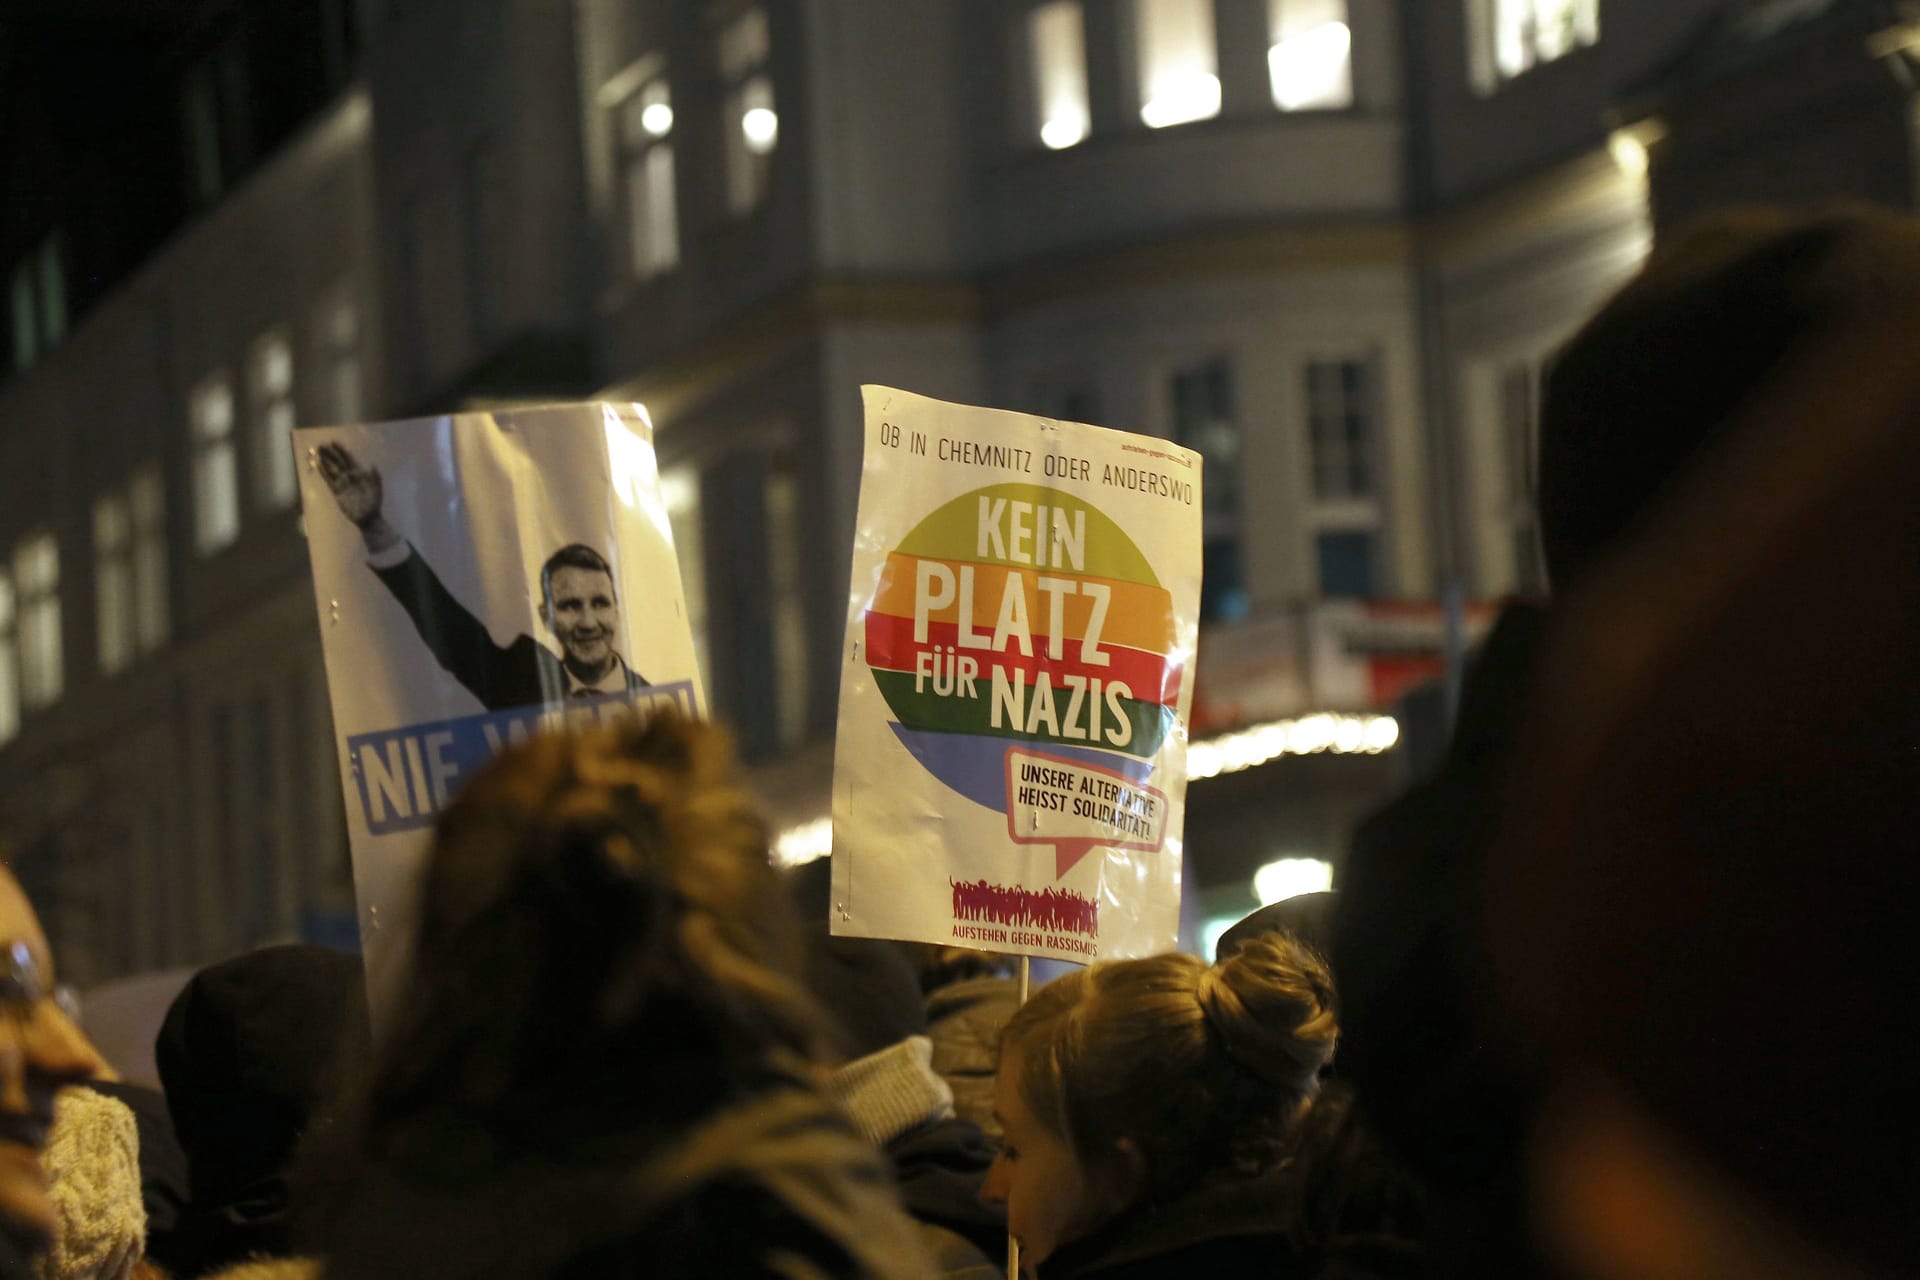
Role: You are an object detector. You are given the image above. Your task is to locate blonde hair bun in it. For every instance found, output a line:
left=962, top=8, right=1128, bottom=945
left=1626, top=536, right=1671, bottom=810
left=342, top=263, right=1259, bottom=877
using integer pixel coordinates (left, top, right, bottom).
left=1196, top=931, right=1337, bottom=1096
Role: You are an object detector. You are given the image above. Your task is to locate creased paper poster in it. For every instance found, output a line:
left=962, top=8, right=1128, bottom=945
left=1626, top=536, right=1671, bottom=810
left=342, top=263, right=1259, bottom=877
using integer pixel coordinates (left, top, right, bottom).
left=295, top=403, right=702, bottom=1019
left=832, top=387, right=1203, bottom=963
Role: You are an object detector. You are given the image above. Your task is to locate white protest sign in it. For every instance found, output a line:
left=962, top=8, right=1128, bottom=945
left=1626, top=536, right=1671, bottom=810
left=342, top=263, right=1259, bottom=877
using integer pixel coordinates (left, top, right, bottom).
left=832, top=387, right=1202, bottom=963
left=296, top=403, right=702, bottom=1018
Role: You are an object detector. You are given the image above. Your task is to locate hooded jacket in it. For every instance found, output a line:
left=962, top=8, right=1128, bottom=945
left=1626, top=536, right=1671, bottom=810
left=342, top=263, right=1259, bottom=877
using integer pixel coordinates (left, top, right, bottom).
left=319, top=1064, right=935, bottom=1280
left=1331, top=603, right=1549, bottom=1275
left=823, top=1036, right=1006, bottom=1273
left=922, top=976, right=1017, bottom=1142
left=1035, top=1123, right=1423, bottom=1280
left=1035, top=1167, right=1314, bottom=1280
left=154, top=946, right=368, bottom=1279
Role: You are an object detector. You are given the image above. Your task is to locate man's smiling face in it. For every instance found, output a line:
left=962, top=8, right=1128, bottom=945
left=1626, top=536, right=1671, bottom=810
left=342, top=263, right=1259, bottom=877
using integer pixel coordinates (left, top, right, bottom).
left=544, top=566, right=620, bottom=678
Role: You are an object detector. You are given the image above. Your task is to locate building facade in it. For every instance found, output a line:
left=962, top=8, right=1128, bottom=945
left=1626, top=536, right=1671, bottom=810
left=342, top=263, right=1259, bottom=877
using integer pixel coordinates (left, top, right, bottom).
left=2, top=0, right=1911, bottom=981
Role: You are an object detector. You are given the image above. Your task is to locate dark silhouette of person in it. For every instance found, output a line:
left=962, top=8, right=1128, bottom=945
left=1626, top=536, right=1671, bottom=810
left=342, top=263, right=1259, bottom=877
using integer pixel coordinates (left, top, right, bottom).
left=317, top=441, right=649, bottom=712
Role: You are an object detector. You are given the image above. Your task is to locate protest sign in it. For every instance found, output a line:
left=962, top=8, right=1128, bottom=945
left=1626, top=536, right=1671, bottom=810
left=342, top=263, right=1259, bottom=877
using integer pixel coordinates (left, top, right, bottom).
left=832, top=387, right=1203, bottom=963
left=296, top=403, right=702, bottom=1019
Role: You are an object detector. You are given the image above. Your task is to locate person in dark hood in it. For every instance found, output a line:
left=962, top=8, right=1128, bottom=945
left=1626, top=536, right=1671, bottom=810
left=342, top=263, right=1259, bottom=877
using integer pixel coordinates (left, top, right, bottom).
left=981, top=933, right=1337, bottom=1279
left=1481, top=232, right=1920, bottom=1278
left=153, top=945, right=368, bottom=1278
left=314, top=714, right=932, bottom=1280
left=1331, top=205, right=1920, bottom=1274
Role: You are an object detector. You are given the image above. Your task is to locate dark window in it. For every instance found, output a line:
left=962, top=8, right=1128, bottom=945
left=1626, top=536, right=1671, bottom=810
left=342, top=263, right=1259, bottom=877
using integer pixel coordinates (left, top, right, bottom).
left=1171, top=357, right=1246, bottom=620
left=1316, top=530, right=1376, bottom=599
left=1306, top=357, right=1378, bottom=500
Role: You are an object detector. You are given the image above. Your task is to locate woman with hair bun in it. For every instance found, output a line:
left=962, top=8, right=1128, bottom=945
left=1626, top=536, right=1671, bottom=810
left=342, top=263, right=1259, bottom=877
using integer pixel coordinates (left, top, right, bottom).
left=980, top=933, right=1338, bottom=1278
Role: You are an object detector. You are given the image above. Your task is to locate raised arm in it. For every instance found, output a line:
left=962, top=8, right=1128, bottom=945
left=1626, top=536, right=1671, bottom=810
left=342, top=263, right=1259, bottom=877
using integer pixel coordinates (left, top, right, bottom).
left=316, top=443, right=404, bottom=557
left=316, top=440, right=546, bottom=710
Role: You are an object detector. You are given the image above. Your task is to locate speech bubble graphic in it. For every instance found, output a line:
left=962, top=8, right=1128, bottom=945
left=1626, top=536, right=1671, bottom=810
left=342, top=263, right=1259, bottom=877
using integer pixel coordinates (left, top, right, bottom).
left=1004, top=745, right=1168, bottom=879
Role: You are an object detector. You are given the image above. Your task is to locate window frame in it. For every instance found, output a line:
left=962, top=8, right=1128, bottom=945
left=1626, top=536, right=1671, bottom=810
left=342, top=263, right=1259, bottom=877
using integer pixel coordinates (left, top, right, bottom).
left=14, top=531, right=63, bottom=712
left=94, top=492, right=135, bottom=676
left=661, top=465, right=712, bottom=695
left=190, top=371, right=241, bottom=555
left=1467, top=0, right=1601, bottom=95
left=1267, top=0, right=1354, bottom=112
left=716, top=6, right=777, bottom=217
left=1135, top=0, right=1222, bottom=130
left=1026, top=0, right=1092, bottom=150
left=605, top=55, right=682, bottom=281
left=1302, top=352, right=1387, bottom=601
left=248, top=327, right=298, bottom=510
left=318, top=283, right=363, bottom=425
left=130, top=465, right=170, bottom=653
left=1167, top=353, right=1249, bottom=622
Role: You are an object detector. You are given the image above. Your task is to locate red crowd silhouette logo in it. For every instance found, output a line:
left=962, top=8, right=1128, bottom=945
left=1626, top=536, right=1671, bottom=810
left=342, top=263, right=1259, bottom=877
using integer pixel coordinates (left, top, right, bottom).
left=950, top=878, right=1098, bottom=936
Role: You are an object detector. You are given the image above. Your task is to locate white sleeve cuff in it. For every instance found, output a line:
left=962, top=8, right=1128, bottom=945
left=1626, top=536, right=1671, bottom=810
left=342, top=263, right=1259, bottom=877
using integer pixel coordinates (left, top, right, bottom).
left=366, top=540, right=414, bottom=571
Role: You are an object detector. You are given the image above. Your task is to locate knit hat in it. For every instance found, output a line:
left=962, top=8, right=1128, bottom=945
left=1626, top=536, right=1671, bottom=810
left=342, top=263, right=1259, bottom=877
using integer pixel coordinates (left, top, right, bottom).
left=40, top=1087, right=143, bottom=1280
left=1538, top=204, right=1920, bottom=588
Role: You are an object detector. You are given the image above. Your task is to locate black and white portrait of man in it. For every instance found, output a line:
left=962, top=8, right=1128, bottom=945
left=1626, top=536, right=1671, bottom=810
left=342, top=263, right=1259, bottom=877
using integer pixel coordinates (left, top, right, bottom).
left=316, top=441, right=649, bottom=711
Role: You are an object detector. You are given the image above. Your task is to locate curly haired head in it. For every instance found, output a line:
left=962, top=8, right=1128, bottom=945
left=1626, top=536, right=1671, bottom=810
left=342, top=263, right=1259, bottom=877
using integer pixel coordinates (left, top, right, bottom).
left=365, top=713, right=826, bottom=1137
left=1000, top=932, right=1336, bottom=1201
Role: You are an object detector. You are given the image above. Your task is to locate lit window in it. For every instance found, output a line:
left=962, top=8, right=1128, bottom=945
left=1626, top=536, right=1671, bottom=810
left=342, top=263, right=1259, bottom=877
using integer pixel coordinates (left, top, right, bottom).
left=1253, top=857, right=1334, bottom=905
left=766, top=461, right=807, bottom=746
left=190, top=373, right=240, bottom=554
left=609, top=61, right=679, bottom=279
left=130, top=465, right=170, bottom=651
left=719, top=8, right=776, bottom=215
left=15, top=532, right=62, bottom=711
left=1498, top=360, right=1547, bottom=593
left=0, top=574, right=17, bottom=745
left=1469, top=0, right=1599, bottom=93
left=662, top=467, right=711, bottom=692
left=1170, top=357, right=1246, bottom=621
left=249, top=329, right=297, bottom=509
left=320, top=286, right=362, bottom=424
left=1304, top=355, right=1384, bottom=599
left=9, top=265, right=33, bottom=371
left=1029, top=1, right=1090, bottom=149
left=1269, top=0, right=1352, bottom=110
left=1136, top=0, right=1220, bottom=129
left=94, top=493, right=134, bottom=675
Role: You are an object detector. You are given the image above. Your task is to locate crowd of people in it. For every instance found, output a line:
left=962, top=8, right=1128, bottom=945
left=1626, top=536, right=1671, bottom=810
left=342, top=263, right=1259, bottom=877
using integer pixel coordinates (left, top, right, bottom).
left=0, top=205, right=1914, bottom=1278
